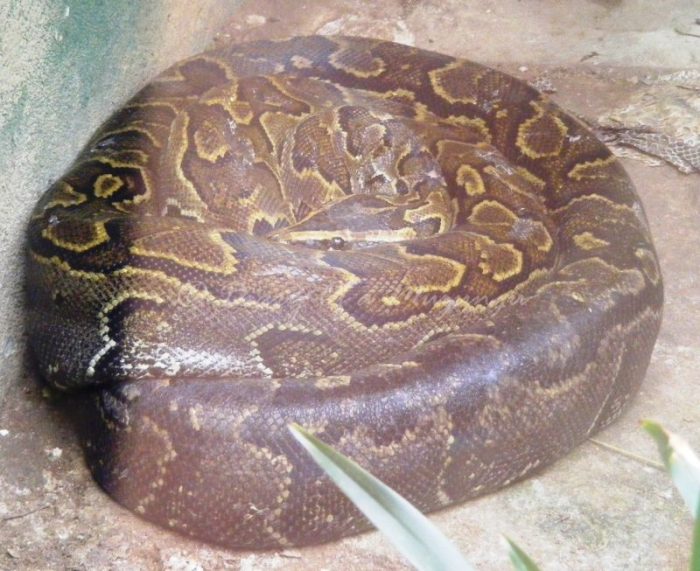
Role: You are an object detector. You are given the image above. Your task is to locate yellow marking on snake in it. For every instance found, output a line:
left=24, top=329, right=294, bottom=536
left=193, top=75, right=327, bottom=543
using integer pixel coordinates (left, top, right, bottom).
left=94, top=174, right=124, bottom=198
left=456, top=164, right=485, bottom=195
left=568, top=156, right=617, bottom=180
left=41, top=181, right=87, bottom=211
left=429, top=61, right=479, bottom=105
left=516, top=101, right=568, bottom=159
left=42, top=221, right=109, bottom=252
left=130, top=230, right=238, bottom=274
left=573, top=231, right=610, bottom=250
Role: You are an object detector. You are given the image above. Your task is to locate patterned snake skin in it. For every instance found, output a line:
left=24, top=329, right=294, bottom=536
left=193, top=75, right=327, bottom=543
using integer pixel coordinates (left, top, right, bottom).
left=26, top=36, right=664, bottom=549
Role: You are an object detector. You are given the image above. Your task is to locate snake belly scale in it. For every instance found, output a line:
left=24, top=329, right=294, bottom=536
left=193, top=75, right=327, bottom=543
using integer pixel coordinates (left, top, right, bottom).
left=26, top=36, right=663, bottom=548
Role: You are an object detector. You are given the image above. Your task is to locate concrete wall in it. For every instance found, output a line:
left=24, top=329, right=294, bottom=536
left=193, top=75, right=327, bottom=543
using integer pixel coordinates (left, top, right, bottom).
left=0, top=1, right=242, bottom=404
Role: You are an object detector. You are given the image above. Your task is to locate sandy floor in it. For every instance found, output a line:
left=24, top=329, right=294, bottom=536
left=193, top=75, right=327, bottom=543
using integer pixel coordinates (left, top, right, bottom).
left=1, top=1, right=698, bottom=569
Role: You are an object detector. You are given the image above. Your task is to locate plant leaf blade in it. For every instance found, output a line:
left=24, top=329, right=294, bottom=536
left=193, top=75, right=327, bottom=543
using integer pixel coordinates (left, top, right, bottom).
left=288, top=423, right=473, bottom=571
left=505, top=537, right=542, bottom=571
left=643, top=420, right=700, bottom=519
left=692, top=515, right=700, bottom=571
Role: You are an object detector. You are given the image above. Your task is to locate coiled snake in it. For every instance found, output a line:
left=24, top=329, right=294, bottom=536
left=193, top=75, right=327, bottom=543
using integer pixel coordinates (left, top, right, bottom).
left=26, top=36, right=663, bottom=549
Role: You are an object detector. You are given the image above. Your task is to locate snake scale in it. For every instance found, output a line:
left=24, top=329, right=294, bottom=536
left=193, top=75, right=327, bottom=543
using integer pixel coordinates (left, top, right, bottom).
left=26, top=36, right=664, bottom=549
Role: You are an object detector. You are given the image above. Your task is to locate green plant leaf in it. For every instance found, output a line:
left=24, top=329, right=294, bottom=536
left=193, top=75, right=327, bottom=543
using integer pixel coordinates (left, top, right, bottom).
left=692, top=515, right=700, bottom=571
left=643, top=420, right=700, bottom=519
left=288, top=423, right=474, bottom=571
left=505, top=537, right=542, bottom=571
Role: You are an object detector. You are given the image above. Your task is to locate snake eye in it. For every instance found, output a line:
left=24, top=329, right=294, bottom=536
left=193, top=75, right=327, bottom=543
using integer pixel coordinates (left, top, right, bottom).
left=329, top=236, right=345, bottom=250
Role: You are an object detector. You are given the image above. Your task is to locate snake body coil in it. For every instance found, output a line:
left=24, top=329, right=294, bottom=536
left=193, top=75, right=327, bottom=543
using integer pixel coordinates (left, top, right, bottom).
left=26, top=36, right=663, bottom=548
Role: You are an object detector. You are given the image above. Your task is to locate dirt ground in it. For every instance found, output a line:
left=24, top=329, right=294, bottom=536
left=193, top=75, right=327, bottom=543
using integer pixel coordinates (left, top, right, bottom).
left=1, top=1, right=698, bottom=569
